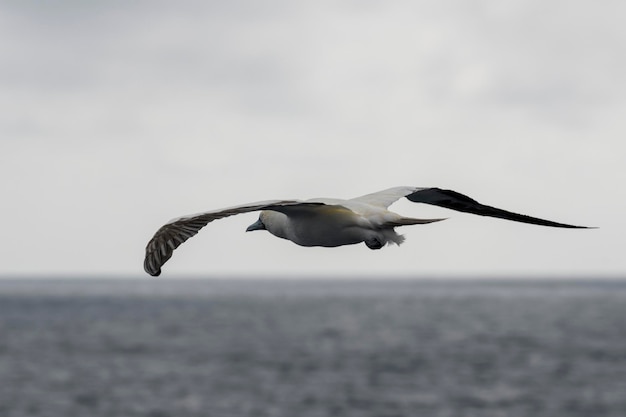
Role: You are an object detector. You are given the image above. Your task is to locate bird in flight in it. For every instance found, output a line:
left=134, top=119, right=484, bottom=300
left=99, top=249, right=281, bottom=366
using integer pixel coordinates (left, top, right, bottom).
left=144, top=186, right=591, bottom=276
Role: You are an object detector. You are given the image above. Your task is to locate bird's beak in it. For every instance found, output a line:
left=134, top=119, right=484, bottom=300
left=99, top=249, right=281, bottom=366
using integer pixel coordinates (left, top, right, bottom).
left=246, top=219, right=266, bottom=232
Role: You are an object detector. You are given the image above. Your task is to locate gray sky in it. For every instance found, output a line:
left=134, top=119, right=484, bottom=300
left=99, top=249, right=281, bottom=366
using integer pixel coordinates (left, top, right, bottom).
left=1, top=0, right=624, bottom=278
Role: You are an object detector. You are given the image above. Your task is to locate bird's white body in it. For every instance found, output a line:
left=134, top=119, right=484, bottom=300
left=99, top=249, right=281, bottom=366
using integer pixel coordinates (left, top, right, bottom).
left=258, top=203, right=405, bottom=248
left=258, top=192, right=439, bottom=249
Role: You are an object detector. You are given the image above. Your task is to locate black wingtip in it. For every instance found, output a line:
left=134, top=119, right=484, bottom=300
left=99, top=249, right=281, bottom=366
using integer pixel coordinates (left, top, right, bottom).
left=407, top=187, right=594, bottom=229
left=552, top=223, right=596, bottom=229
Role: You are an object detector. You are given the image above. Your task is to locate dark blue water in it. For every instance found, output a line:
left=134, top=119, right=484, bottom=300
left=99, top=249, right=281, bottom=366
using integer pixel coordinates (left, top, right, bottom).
left=1, top=278, right=625, bottom=417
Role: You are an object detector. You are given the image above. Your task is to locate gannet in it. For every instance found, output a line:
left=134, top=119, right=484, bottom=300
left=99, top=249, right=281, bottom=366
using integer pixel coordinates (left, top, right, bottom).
left=144, top=186, right=590, bottom=276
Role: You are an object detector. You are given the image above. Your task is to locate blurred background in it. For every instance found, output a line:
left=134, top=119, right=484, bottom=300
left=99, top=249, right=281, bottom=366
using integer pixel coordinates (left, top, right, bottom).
left=1, top=0, right=624, bottom=278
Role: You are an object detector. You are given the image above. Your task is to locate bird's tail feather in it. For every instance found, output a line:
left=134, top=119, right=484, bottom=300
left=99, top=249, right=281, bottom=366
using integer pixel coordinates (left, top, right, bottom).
left=385, top=217, right=447, bottom=227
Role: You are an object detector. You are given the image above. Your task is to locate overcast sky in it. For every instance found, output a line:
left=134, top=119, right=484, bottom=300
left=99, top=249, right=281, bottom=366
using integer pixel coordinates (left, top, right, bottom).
left=1, top=0, right=624, bottom=278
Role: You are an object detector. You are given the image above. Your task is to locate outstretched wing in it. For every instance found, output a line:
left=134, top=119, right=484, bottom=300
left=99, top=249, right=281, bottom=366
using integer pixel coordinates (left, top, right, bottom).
left=406, top=187, right=591, bottom=229
left=144, top=200, right=303, bottom=276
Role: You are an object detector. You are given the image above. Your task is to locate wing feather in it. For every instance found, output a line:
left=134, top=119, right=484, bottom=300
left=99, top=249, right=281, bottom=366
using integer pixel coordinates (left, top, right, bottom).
left=144, top=200, right=302, bottom=276
left=349, top=186, right=418, bottom=208
left=406, top=187, right=591, bottom=229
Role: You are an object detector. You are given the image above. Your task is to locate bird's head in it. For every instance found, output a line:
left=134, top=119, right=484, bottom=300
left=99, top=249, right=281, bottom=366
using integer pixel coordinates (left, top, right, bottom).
left=246, top=214, right=266, bottom=232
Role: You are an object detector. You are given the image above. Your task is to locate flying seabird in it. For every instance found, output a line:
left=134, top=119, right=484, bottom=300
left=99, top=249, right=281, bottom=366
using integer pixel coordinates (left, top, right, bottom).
left=144, top=186, right=591, bottom=276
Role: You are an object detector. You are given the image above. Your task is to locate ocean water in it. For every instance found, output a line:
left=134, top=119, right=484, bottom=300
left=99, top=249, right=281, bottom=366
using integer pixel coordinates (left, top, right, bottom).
left=0, top=278, right=624, bottom=417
